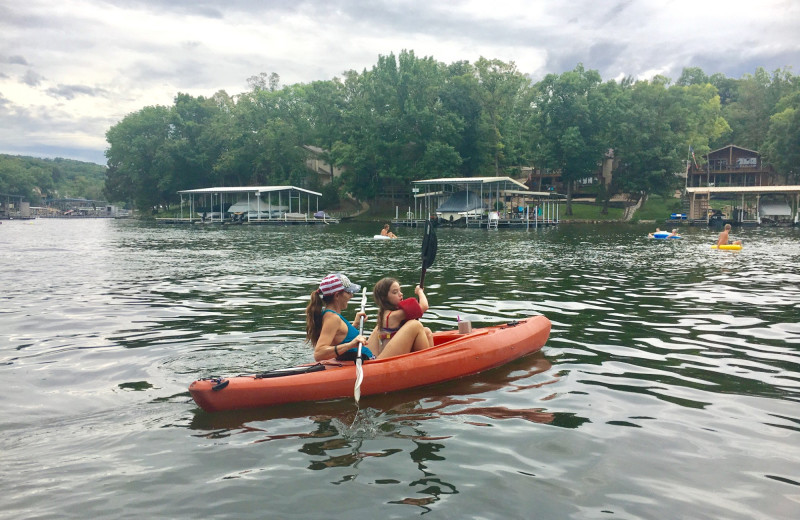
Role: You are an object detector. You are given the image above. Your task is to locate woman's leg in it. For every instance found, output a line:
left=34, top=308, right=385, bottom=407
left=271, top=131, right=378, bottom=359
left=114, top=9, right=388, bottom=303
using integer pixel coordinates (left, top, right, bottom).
left=377, top=320, right=431, bottom=358
left=422, top=327, right=434, bottom=350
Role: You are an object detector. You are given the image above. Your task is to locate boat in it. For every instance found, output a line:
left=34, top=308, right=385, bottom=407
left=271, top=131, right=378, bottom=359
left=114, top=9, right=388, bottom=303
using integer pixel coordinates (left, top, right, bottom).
left=711, top=244, right=742, bottom=250
left=189, top=315, right=551, bottom=412
left=435, top=191, right=487, bottom=223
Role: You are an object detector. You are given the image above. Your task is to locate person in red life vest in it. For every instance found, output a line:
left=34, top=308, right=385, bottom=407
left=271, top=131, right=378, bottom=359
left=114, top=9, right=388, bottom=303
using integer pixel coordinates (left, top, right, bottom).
left=367, top=277, right=434, bottom=357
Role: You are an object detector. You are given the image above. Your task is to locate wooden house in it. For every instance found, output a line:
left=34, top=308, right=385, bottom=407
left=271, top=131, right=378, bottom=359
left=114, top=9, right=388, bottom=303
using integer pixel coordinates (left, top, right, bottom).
left=684, top=145, right=799, bottom=225
left=687, top=145, right=773, bottom=188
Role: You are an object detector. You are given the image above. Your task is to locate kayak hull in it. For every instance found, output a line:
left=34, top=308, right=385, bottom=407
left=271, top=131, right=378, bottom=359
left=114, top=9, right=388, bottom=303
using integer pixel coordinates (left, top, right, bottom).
left=189, top=315, right=551, bottom=412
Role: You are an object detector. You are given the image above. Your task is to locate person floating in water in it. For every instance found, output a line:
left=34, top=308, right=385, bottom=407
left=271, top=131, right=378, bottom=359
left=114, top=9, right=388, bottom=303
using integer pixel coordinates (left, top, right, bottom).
left=380, top=223, right=398, bottom=238
left=717, top=223, right=742, bottom=246
left=648, top=227, right=662, bottom=238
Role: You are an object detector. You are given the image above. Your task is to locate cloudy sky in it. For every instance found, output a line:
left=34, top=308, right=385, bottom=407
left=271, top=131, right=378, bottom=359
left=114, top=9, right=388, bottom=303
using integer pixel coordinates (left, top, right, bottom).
left=1, top=0, right=798, bottom=165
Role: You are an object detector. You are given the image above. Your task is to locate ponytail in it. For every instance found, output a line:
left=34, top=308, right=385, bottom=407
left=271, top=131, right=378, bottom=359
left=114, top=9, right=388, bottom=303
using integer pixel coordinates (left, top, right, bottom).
left=305, top=289, right=335, bottom=346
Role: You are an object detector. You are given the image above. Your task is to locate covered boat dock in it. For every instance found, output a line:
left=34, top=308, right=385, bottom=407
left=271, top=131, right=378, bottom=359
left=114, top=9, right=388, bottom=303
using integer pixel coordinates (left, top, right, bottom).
left=161, top=186, right=337, bottom=225
left=395, top=176, right=561, bottom=228
left=685, top=186, right=800, bottom=226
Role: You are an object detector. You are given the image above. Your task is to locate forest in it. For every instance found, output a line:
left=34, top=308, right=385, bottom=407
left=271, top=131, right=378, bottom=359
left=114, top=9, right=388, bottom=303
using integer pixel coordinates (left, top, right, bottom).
left=30, top=52, right=800, bottom=214
left=0, top=154, right=106, bottom=204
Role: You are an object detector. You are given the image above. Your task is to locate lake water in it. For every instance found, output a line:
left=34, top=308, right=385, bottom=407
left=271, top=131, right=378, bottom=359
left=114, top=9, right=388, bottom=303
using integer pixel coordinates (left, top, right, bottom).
left=1, top=218, right=799, bottom=519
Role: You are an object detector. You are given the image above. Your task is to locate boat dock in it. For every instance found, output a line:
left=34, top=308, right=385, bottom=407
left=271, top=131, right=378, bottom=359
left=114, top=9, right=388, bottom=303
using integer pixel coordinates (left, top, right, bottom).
left=157, top=213, right=339, bottom=225
left=392, top=214, right=558, bottom=228
left=399, top=176, right=561, bottom=229
left=161, top=185, right=339, bottom=225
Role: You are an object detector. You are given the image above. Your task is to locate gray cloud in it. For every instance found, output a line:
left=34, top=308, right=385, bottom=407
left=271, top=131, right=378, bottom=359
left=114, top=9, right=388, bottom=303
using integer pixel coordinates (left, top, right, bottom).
left=46, top=84, right=109, bottom=100
left=6, top=55, right=29, bottom=65
left=22, top=70, right=44, bottom=86
left=0, top=0, right=798, bottom=165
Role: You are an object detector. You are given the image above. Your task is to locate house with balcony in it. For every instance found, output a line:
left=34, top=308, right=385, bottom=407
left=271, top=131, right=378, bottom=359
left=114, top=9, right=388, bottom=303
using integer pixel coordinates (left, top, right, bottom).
left=684, top=145, right=800, bottom=225
left=687, top=145, right=774, bottom=188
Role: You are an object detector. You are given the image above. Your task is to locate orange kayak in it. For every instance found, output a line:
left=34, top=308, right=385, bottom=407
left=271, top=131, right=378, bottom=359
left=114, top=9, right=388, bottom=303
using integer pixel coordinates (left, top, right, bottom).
left=189, top=315, right=551, bottom=412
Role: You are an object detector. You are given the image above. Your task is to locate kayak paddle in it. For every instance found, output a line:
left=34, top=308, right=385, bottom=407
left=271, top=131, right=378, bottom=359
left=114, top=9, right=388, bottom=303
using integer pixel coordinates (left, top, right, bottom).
left=354, top=286, right=367, bottom=403
left=420, top=219, right=438, bottom=289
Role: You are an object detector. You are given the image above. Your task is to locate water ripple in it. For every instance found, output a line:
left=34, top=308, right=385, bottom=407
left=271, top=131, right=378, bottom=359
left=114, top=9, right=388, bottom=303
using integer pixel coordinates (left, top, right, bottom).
left=1, top=220, right=799, bottom=518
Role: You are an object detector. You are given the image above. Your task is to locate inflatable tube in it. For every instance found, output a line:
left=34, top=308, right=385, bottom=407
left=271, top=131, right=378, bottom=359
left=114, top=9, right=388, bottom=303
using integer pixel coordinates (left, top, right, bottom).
left=373, top=234, right=394, bottom=240
left=652, top=232, right=681, bottom=239
left=711, top=244, right=742, bottom=250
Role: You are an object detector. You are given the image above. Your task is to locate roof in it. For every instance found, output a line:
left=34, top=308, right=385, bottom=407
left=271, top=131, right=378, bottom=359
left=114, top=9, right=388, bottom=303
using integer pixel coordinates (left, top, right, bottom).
left=706, top=144, right=760, bottom=156
left=412, top=176, right=529, bottom=190
left=686, top=186, right=800, bottom=195
left=177, top=185, right=322, bottom=197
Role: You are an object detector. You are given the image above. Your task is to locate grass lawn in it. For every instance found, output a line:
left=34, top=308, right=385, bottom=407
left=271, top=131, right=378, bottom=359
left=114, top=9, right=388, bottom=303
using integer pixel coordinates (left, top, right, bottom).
left=632, top=195, right=683, bottom=222
left=559, top=202, right=624, bottom=220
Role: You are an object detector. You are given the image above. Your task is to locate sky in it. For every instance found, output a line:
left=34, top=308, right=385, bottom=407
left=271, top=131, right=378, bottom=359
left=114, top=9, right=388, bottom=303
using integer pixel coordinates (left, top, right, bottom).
left=1, top=0, right=798, bottom=166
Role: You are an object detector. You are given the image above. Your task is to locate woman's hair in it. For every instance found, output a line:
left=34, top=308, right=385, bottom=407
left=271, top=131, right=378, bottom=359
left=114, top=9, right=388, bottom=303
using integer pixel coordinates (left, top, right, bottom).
left=305, top=289, right=336, bottom=346
left=373, top=277, right=399, bottom=328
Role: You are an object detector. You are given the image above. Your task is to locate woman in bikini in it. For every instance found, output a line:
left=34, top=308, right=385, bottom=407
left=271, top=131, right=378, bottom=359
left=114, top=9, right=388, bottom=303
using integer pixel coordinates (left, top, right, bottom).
left=305, top=273, right=373, bottom=362
left=368, top=277, right=434, bottom=357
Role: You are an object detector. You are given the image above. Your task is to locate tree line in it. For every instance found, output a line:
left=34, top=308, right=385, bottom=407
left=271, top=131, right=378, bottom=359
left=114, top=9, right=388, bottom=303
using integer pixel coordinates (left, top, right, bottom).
left=103, top=51, right=800, bottom=213
left=0, top=154, right=106, bottom=204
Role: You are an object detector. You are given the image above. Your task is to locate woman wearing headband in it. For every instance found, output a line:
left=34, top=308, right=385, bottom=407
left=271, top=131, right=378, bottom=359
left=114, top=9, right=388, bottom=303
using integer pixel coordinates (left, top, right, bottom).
left=305, top=273, right=373, bottom=362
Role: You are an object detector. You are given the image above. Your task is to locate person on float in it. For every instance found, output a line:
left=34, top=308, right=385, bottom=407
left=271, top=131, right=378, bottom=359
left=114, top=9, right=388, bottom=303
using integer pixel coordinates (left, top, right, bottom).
left=380, top=223, right=398, bottom=238
left=717, top=223, right=742, bottom=246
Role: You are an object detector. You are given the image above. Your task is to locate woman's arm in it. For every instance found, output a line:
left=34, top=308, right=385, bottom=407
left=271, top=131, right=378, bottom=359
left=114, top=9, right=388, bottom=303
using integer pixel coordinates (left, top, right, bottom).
left=351, top=310, right=367, bottom=329
left=313, top=314, right=344, bottom=361
left=314, top=314, right=368, bottom=361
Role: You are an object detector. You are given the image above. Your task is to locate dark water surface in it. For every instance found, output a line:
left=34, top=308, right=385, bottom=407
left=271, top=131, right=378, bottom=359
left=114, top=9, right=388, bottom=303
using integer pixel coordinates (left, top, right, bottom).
left=1, top=219, right=799, bottom=519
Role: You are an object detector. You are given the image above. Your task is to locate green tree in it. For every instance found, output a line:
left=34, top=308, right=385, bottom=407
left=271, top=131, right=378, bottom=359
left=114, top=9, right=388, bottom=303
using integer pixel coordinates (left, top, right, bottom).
left=763, top=90, right=800, bottom=181
left=219, top=83, right=310, bottom=187
left=304, top=78, right=346, bottom=177
left=612, top=77, right=683, bottom=201
left=531, top=64, right=606, bottom=214
left=105, top=105, right=173, bottom=211
left=721, top=67, right=797, bottom=150
left=612, top=77, right=728, bottom=203
left=164, top=92, right=225, bottom=194
left=439, top=61, right=489, bottom=176
left=676, top=67, right=709, bottom=86
left=334, top=50, right=462, bottom=200
left=474, top=57, right=530, bottom=175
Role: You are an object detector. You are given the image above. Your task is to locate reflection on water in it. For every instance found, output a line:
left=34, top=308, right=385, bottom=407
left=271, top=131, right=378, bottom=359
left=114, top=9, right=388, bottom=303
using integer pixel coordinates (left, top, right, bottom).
left=185, top=353, right=555, bottom=512
left=1, top=219, right=799, bottom=519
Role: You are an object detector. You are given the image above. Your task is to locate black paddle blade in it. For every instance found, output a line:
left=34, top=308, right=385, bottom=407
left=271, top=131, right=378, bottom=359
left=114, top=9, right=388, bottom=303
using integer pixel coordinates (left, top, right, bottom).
left=421, top=219, right=437, bottom=270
